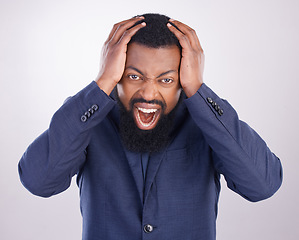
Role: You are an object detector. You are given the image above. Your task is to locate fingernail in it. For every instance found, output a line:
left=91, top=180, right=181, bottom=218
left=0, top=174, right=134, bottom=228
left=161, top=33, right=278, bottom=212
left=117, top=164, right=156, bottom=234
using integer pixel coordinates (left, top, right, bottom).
left=169, top=18, right=174, bottom=21
left=141, top=22, right=146, bottom=26
left=167, top=23, right=172, bottom=27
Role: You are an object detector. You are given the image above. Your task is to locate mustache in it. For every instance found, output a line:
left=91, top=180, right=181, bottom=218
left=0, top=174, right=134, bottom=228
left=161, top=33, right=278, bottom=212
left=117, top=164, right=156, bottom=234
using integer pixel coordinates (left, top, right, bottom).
left=130, top=98, right=166, bottom=111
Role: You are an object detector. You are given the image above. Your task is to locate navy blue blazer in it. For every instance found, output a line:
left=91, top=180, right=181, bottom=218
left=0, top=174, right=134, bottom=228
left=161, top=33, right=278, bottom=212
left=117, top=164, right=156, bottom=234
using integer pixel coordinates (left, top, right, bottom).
left=19, top=81, right=282, bottom=240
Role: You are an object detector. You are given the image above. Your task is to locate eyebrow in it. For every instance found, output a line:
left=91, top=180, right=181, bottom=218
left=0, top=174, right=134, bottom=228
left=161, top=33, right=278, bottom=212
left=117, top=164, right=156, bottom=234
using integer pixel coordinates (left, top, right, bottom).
left=126, top=66, right=177, bottom=78
left=126, top=66, right=144, bottom=76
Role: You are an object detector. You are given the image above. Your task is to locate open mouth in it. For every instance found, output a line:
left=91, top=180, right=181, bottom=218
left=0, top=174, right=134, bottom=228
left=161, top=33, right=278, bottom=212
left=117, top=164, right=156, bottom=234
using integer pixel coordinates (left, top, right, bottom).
left=133, top=104, right=161, bottom=130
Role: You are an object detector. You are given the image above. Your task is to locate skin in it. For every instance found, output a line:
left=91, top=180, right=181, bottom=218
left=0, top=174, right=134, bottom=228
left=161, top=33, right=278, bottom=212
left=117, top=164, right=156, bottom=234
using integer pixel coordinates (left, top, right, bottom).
left=95, top=16, right=147, bottom=95
left=167, top=19, right=204, bottom=97
left=95, top=16, right=205, bottom=130
left=117, top=43, right=182, bottom=130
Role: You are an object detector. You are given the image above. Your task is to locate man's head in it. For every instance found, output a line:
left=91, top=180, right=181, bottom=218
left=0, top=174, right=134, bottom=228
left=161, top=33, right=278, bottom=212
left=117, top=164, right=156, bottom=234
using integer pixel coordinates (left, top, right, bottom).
left=129, top=13, right=181, bottom=50
left=116, top=13, right=182, bottom=152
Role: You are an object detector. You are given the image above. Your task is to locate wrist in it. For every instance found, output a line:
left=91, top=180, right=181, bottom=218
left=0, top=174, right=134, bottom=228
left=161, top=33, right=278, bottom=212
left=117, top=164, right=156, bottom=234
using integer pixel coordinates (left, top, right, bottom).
left=183, top=82, right=203, bottom=98
left=95, top=77, right=117, bottom=96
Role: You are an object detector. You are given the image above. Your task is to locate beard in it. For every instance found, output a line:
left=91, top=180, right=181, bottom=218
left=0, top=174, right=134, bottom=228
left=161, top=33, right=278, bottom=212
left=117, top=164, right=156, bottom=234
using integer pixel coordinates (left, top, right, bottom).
left=116, top=93, right=181, bottom=153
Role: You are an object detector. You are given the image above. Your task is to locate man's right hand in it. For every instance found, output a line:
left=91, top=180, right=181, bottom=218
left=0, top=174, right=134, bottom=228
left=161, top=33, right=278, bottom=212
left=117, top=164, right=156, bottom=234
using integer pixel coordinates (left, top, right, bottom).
left=95, top=16, right=146, bottom=95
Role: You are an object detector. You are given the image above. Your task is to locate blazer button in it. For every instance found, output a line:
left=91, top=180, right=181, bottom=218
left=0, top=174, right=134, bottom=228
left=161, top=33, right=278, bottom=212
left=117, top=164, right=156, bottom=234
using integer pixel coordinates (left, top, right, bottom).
left=88, top=108, right=95, bottom=115
left=143, top=224, right=154, bottom=233
left=91, top=104, right=99, bottom=111
left=81, top=115, right=87, bottom=122
left=207, top=97, right=213, bottom=103
left=84, top=111, right=91, bottom=118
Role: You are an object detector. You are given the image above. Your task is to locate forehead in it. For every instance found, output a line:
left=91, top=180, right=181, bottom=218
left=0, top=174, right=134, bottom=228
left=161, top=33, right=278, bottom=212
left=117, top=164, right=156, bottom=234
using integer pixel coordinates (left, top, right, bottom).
left=125, top=43, right=181, bottom=74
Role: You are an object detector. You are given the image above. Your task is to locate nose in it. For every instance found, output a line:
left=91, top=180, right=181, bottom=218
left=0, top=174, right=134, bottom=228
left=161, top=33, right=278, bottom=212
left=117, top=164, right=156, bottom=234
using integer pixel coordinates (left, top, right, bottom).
left=140, top=80, right=159, bottom=101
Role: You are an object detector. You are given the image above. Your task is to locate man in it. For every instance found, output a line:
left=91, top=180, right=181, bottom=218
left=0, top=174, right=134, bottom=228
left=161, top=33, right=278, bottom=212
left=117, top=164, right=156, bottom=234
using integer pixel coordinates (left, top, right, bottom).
left=18, top=14, right=282, bottom=240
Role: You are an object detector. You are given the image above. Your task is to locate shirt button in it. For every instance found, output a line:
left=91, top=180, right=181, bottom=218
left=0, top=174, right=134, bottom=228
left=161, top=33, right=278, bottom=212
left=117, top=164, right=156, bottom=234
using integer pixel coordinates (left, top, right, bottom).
left=143, top=224, right=154, bottom=233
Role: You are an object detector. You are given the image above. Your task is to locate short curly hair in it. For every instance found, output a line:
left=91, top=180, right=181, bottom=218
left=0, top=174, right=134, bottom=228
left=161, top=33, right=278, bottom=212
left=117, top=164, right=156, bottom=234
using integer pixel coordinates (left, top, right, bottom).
left=129, top=13, right=181, bottom=50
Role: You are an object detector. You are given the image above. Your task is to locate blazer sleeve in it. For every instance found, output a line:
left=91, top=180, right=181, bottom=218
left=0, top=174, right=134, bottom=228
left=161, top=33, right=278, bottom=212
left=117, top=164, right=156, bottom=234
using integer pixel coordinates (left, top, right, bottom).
left=18, top=81, right=116, bottom=197
left=184, top=83, right=283, bottom=202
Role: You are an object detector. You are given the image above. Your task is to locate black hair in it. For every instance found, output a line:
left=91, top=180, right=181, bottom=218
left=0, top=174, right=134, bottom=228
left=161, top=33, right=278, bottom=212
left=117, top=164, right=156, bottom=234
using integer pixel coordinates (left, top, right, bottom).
left=129, top=13, right=181, bottom=50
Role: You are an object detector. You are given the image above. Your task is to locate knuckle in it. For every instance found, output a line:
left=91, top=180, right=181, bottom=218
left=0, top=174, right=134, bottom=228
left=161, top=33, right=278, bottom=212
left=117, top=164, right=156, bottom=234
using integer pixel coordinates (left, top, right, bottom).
left=123, top=27, right=137, bottom=37
left=179, top=35, right=187, bottom=41
left=189, top=28, right=195, bottom=34
left=112, top=23, right=119, bottom=29
left=114, top=23, right=124, bottom=32
left=105, top=39, right=113, bottom=47
left=122, top=30, right=129, bottom=37
left=195, top=48, right=204, bottom=55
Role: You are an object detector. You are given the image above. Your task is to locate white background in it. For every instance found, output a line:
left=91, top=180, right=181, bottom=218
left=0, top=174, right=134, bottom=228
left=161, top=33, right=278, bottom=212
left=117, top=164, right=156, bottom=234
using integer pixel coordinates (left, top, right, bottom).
left=0, top=0, right=298, bottom=239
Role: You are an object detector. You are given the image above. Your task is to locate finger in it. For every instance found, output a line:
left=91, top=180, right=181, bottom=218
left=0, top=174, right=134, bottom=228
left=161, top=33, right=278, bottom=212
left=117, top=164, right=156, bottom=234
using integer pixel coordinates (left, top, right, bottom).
left=106, top=19, right=130, bottom=42
left=109, top=16, right=145, bottom=44
left=106, top=16, right=144, bottom=43
left=168, top=19, right=203, bottom=51
left=167, top=22, right=192, bottom=51
left=118, top=22, right=146, bottom=46
left=169, top=19, right=200, bottom=47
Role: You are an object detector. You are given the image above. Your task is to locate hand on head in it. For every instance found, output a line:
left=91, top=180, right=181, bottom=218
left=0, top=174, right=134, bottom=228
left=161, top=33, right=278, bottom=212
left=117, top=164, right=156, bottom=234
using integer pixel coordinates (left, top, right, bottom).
left=95, top=14, right=204, bottom=99
left=167, top=19, right=204, bottom=97
left=95, top=16, right=146, bottom=95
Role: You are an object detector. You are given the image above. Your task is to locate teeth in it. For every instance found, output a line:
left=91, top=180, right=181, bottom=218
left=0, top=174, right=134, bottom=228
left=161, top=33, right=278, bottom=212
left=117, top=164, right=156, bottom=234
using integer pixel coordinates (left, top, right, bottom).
left=136, top=109, right=157, bottom=127
left=137, top=107, right=158, bottom=114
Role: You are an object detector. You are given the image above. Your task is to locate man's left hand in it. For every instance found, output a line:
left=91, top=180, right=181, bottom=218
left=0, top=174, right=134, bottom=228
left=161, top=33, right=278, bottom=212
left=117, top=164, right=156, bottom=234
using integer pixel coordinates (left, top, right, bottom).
left=167, top=19, right=205, bottom=98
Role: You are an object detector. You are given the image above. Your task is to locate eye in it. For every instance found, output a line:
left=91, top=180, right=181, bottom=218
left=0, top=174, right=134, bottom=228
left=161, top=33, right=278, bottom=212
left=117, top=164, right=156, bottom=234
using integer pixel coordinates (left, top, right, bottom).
left=128, top=74, right=140, bottom=80
left=161, top=78, right=173, bottom=84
